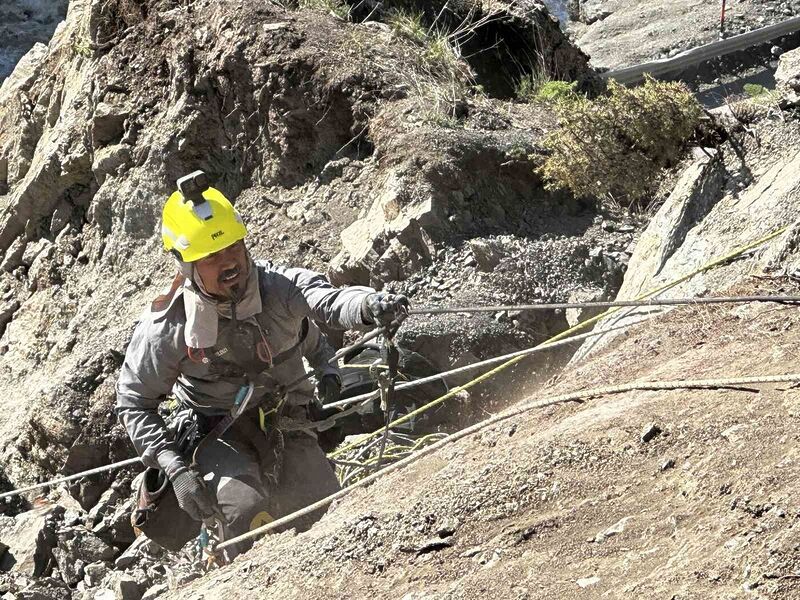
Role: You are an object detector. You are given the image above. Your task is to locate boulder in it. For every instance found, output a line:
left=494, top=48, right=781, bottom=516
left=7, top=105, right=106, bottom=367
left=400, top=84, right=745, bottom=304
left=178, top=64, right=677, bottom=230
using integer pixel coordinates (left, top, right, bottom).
left=112, top=574, right=142, bottom=600
left=0, top=44, right=48, bottom=99
left=0, top=505, right=63, bottom=577
left=468, top=239, right=502, bottom=272
left=574, top=142, right=800, bottom=362
left=92, top=145, right=132, bottom=186
left=775, top=47, right=800, bottom=93
left=51, top=530, right=115, bottom=585
left=20, top=240, right=53, bottom=269
left=330, top=169, right=440, bottom=287
left=91, top=103, right=129, bottom=148
left=580, top=0, right=613, bottom=23
left=0, top=240, right=25, bottom=273
left=83, top=561, right=109, bottom=588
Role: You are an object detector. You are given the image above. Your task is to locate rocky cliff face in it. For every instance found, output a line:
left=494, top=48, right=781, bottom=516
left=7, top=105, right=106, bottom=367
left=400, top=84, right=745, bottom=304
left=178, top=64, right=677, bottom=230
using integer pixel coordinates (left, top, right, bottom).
left=0, top=0, right=637, bottom=595
left=0, top=0, right=609, bottom=508
left=0, top=0, right=67, bottom=81
left=1, top=1, right=799, bottom=598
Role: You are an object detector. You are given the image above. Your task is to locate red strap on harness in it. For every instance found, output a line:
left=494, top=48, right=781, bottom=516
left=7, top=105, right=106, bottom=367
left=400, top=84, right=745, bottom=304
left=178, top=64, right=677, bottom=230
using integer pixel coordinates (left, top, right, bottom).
left=187, top=346, right=207, bottom=363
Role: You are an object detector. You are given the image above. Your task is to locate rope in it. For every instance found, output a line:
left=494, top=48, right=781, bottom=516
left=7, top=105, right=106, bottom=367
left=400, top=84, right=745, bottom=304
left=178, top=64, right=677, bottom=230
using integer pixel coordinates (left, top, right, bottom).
left=318, top=318, right=649, bottom=415
left=322, top=226, right=788, bottom=454
left=0, top=458, right=141, bottom=500
left=334, top=432, right=447, bottom=486
left=318, top=228, right=788, bottom=416
left=215, top=372, right=800, bottom=551
left=410, top=295, right=800, bottom=316
left=324, top=320, right=637, bottom=457
left=0, top=326, right=394, bottom=503
left=0, top=227, right=787, bottom=502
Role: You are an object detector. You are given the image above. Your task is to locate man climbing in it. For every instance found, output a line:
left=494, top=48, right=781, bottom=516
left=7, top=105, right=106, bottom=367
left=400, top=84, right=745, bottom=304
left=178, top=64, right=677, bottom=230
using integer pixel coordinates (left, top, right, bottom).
left=115, top=170, right=409, bottom=554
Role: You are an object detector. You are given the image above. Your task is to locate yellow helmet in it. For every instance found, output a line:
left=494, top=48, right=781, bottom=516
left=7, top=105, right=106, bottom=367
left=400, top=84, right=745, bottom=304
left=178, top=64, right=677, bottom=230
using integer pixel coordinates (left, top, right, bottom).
left=161, top=171, right=248, bottom=263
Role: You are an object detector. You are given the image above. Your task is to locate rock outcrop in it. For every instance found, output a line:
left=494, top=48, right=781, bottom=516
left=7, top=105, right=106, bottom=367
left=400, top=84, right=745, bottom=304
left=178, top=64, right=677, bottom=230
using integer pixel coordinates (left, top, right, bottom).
left=0, top=0, right=67, bottom=82
left=573, top=53, right=800, bottom=361
left=0, top=0, right=643, bottom=596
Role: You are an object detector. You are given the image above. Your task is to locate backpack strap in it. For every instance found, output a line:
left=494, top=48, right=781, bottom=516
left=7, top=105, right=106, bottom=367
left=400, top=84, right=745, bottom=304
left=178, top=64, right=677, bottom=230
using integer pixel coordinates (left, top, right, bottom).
left=151, top=273, right=186, bottom=314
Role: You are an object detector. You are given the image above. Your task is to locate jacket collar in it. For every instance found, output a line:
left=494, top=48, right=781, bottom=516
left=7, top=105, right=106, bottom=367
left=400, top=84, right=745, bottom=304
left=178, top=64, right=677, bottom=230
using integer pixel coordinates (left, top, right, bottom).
left=182, top=262, right=262, bottom=349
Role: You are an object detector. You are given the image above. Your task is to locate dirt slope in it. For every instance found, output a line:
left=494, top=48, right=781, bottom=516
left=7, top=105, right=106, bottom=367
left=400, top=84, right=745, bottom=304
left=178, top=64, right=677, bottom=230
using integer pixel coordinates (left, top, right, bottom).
left=166, top=278, right=800, bottom=600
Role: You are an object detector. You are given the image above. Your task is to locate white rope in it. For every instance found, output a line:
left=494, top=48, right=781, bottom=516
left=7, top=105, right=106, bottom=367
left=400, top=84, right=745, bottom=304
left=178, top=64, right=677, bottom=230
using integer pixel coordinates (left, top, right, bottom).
left=323, top=318, right=644, bottom=411
left=0, top=457, right=141, bottom=500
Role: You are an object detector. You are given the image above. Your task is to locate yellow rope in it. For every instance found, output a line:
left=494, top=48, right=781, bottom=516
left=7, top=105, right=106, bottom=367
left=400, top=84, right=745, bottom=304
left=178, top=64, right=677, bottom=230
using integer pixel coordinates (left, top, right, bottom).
left=221, top=371, right=800, bottom=551
left=327, top=226, right=788, bottom=459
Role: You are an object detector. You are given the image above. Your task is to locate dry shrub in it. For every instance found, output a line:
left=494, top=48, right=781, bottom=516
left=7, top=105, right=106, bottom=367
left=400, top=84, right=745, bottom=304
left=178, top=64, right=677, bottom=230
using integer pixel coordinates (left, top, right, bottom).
left=538, top=76, right=703, bottom=204
left=388, top=5, right=506, bottom=124
left=298, top=0, right=351, bottom=21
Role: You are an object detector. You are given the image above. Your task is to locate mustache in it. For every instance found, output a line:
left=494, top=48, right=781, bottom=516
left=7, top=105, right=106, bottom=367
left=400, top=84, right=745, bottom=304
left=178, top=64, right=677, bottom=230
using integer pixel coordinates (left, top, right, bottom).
left=219, top=266, right=241, bottom=284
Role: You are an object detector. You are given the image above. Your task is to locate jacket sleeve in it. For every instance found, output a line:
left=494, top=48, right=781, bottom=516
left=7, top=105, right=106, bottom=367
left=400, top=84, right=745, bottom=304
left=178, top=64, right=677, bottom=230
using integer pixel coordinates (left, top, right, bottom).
left=301, top=319, right=340, bottom=380
left=115, top=317, right=185, bottom=471
left=278, top=266, right=375, bottom=330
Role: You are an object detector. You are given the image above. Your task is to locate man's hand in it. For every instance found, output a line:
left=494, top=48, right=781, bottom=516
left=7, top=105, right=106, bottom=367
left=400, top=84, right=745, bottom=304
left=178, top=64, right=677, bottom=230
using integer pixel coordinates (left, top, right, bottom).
left=166, top=461, right=219, bottom=522
left=362, top=292, right=410, bottom=327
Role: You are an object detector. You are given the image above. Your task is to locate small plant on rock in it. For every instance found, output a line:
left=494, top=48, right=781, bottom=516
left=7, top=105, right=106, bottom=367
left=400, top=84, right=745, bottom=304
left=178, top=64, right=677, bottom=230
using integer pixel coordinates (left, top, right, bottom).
left=71, top=36, right=94, bottom=58
left=388, top=6, right=506, bottom=125
left=388, top=10, right=427, bottom=45
left=535, top=80, right=578, bottom=104
left=538, top=76, right=702, bottom=204
left=515, top=71, right=549, bottom=102
left=389, top=10, right=474, bottom=128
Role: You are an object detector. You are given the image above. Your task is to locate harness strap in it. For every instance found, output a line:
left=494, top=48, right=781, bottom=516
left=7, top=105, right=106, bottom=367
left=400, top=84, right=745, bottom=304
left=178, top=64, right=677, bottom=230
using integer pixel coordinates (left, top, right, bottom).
left=151, top=273, right=186, bottom=313
left=188, top=317, right=312, bottom=467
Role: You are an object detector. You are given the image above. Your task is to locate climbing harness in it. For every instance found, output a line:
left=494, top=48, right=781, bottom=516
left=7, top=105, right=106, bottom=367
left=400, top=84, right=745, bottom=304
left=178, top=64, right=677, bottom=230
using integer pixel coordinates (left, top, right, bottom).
left=190, top=382, right=256, bottom=466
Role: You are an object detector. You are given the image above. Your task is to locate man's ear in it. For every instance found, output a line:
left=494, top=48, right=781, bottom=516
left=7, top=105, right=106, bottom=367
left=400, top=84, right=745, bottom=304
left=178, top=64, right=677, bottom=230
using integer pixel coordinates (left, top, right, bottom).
left=173, top=254, right=194, bottom=281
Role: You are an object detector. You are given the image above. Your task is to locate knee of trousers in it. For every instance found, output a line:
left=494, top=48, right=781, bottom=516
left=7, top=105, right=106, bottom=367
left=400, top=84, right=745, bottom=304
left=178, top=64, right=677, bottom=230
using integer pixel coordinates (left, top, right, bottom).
left=214, top=473, right=272, bottom=537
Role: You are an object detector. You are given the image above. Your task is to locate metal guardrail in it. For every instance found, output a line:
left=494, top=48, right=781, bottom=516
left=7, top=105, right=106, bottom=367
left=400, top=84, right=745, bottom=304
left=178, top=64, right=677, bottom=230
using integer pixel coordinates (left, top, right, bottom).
left=601, top=15, right=800, bottom=84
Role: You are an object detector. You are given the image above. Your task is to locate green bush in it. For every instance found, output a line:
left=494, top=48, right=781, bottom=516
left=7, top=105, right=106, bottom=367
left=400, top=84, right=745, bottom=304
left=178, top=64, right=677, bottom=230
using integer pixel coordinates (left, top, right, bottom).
left=516, top=75, right=578, bottom=104
left=538, top=77, right=702, bottom=203
left=743, top=83, right=768, bottom=98
left=536, top=80, right=578, bottom=104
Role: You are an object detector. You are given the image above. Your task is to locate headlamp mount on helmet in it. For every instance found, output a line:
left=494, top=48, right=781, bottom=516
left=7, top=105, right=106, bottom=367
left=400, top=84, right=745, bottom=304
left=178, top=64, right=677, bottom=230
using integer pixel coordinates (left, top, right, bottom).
left=177, top=170, right=211, bottom=208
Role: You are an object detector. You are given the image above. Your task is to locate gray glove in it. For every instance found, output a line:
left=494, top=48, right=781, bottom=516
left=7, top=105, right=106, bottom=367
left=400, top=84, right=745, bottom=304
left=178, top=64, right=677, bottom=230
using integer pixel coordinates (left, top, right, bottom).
left=361, top=292, right=410, bottom=327
left=166, top=461, right=219, bottom=522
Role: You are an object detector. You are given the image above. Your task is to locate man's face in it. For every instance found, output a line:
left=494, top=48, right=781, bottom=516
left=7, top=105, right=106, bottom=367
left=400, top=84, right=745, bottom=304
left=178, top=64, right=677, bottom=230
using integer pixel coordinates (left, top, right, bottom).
left=194, top=241, right=249, bottom=300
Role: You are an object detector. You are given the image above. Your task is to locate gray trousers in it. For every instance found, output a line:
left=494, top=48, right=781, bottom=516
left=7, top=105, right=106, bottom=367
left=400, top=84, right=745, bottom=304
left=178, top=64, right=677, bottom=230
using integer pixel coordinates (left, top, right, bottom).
left=136, top=417, right=340, bottom=555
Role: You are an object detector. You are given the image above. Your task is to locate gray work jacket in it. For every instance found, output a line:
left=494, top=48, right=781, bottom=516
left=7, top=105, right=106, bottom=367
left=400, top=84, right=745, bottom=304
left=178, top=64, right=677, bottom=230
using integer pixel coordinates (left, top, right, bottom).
left=115, top=262, right=373, bottom=471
